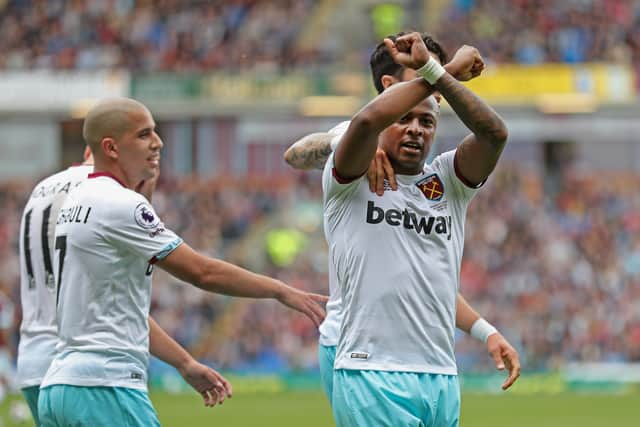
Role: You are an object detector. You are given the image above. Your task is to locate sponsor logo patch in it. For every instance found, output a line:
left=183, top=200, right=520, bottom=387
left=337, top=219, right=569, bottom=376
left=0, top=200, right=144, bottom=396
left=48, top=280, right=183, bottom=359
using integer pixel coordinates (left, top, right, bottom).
left=148, top=227, right=166, bottom=238
left=416, top=173, right=444, bottom=201
left=350, top=352, right=369, bottom=360
left=134, top=203, right=160, bottom=229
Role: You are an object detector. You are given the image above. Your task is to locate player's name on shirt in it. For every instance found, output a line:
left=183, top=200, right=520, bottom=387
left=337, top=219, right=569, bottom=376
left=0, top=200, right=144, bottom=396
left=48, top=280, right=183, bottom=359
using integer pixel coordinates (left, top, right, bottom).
left=57, top=204, right=92, bottom=225
left=365, top=200, right=452, bottom=240
left=31, top=179, right=83, bottom=200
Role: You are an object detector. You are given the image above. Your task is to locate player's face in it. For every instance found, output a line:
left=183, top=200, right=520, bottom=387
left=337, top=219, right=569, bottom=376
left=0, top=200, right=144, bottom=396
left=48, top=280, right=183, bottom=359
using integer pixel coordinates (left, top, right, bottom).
left=117, top=107, right=163, bottom=185
left=378, top=96, right=439, bottom=175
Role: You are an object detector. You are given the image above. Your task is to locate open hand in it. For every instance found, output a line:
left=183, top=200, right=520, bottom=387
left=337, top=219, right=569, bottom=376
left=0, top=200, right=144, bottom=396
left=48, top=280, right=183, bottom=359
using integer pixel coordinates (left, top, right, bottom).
left=276, top=284, right=328, bottom=327
left=366, top=148, right=397, bottom=196
left=179, top=359, right=233, bottom=407
left=486, top=332, right=521, bottom=390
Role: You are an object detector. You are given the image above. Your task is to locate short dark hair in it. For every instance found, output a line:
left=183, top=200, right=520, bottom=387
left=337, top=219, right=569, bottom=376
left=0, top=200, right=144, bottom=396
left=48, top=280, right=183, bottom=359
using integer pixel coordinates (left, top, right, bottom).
left=369, top=31, right=448, bottom=94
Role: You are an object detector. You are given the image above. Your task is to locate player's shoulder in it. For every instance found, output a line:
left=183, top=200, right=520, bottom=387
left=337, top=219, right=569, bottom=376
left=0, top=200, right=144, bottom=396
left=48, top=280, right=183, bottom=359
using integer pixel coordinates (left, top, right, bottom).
left=425, top=149, right=457, bottom=172
left=328, top=120, right=351, bottom=135
left=47, top=164, right=92, bottom=184
left=26, top=165, right=92, bottom=205
left=91, top=178, right=147, bottom=206
left=420, top=149, right=457, bottom=193
left=88, top=177, right=157, bottom=225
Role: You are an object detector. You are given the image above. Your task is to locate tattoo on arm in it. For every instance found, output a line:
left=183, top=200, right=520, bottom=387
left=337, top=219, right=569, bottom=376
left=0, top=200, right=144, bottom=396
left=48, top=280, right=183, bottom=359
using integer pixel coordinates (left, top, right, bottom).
left=435, top=74, right=508, bottom=151
left=284, top=133, right=334, bottom=170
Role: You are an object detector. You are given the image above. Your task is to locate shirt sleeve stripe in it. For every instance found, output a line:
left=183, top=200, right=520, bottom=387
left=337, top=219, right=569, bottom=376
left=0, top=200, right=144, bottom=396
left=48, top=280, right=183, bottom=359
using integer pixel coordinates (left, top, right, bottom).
left=453, top=150, right=485, bottom=189
left=149, top=238, right=183, bottom=264
left=332, top=167, right=363, bottom=184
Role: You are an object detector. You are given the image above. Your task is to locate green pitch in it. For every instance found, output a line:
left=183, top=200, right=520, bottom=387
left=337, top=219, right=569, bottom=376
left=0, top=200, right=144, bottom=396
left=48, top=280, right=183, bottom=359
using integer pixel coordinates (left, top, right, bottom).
left=1, top=390, right=638, bottom=426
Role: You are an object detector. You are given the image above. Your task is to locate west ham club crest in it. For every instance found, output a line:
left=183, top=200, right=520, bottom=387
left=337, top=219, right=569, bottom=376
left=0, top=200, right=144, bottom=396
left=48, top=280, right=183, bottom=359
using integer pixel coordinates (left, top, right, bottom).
left=416, top=174, right=444, bottom=201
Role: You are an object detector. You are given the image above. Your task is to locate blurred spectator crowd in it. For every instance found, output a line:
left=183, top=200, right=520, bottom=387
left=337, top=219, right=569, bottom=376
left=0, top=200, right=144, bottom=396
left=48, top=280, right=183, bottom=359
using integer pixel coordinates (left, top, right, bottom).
left=0, top=0, right=319, bottom=72
left=3, top=0, right=640, bottom=73
left=1, top=163, right=640, bottom=376
left=439, top=0, right=640, bottom=65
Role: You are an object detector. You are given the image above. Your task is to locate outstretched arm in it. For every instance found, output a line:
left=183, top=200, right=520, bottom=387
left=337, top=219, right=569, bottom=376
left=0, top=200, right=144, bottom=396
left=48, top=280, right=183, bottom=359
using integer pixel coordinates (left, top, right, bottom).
left=455, top=294, right=521, bottom=390
left=157, top=243, right=327, bottom=326
left=149, top=316, right=232, bottom=406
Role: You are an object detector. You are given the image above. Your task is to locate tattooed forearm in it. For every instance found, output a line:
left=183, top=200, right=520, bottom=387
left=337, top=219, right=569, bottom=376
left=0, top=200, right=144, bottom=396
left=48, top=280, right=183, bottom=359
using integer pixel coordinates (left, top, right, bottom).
left=283, top=133, right=334, bottom=170
left=435, top=73, right=508, bottom=150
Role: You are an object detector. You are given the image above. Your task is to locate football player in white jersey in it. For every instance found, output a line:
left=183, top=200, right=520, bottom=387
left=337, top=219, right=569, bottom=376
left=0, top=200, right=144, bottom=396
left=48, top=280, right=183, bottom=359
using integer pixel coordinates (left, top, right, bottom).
left=18, top=149, right=232, bottom=425
left=322, top=33, right=514, bottom=426
left=284, top=33, right=520, bottom=407
left=18, top=148, right=94, bottom=424
left=38, top=98, right=327, bottom=427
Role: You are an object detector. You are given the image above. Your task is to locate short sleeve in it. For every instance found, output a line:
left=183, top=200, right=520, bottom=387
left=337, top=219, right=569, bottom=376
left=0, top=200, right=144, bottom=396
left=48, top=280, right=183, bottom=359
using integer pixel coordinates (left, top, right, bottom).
left=430, top=149, right=481, bottom=204
left=322, top=152, right=361, bottom=210
left=328, top=120, right=350, bottom=136
left=103, top=194, right=183, bottom=263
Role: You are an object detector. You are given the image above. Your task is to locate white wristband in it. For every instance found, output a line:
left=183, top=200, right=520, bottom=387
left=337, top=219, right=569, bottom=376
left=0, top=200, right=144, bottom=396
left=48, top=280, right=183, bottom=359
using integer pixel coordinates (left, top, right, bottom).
left=470, top=318, right=498, bottom=343
left=330, top=134, right=342, bottom=151
left=417, top=56, right=446, bottom=85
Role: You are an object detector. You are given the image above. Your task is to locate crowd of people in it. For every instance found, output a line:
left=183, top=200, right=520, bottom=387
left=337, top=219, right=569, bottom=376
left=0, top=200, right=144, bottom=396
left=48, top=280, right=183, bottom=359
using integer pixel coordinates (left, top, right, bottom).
left=437, top=0, right=640, bottom=66
left=2, top=162, right=640, bottom=376
left=0, top=0, right=320, bottom=72
left=3, top=0, right=640, bottom=74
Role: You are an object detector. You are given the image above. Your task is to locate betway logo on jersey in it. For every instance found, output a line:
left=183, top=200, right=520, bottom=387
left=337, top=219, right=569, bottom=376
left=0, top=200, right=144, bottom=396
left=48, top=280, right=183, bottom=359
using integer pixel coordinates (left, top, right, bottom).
left=366, top=201, right=452, bottom=240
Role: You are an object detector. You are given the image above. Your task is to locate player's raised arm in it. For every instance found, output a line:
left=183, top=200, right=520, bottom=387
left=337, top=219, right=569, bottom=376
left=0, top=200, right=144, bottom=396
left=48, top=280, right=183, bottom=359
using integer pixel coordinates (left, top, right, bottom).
left=334, top=34, right=433, bottom=180
left=283, top=129, right=398, bottom=195
left=334, top=32, right=476, bottom=180
left=431, top=46, right=509, bottom=186
left=156, top=243, right=327, bottom=327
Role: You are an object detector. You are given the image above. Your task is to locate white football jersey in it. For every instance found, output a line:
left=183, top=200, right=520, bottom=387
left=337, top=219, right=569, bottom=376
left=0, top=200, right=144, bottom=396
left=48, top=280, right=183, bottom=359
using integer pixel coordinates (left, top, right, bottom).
left=41, top=173, right=182, bottom=391
left=17, top=164, right=93, bottom=388
left=323, top=149, right=479, bottom=374
left=318, top=121, right=349, bottom=347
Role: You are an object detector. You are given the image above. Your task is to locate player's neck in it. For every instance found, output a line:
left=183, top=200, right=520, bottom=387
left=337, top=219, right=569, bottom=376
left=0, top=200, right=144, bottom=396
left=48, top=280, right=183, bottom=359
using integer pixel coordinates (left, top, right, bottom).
left=92, top=162, right=136, bottom=190
left=392, top=162, right=424, bottom=176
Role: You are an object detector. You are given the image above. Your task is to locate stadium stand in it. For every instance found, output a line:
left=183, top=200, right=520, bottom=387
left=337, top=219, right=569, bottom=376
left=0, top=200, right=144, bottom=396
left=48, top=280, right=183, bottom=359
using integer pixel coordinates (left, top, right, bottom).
left=0, top=0, right=322, bottom=72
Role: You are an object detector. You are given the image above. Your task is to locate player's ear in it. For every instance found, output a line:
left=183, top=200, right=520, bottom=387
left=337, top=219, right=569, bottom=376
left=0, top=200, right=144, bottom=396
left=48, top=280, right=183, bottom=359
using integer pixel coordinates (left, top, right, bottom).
left=83, top=145, right=92, bottom=161
left=101, top=137, right=118, bottom=160
left=380, top=75, right=397, bottom=90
